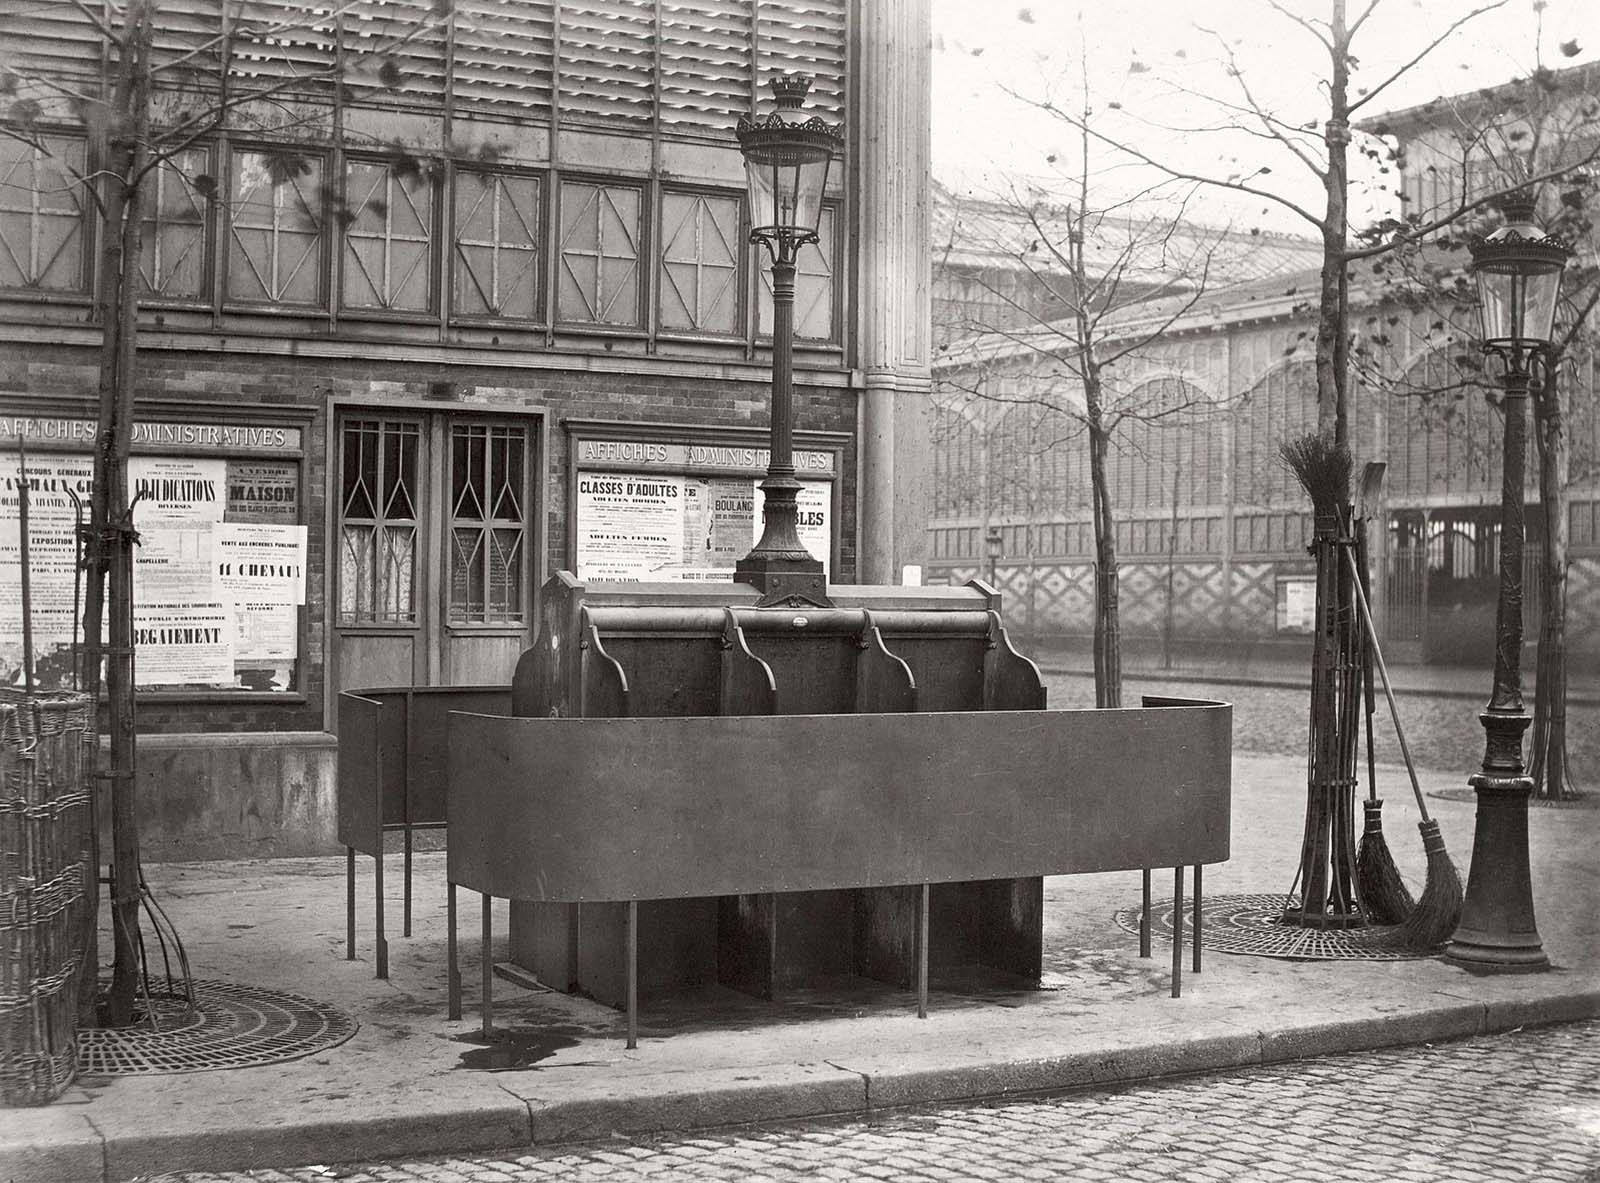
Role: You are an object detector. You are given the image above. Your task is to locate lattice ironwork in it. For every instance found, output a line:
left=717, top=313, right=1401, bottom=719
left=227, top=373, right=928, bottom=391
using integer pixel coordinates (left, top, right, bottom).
left=77, top=979, right=356, bottom=1075
left=1113, top=893, right=1434, bottom=961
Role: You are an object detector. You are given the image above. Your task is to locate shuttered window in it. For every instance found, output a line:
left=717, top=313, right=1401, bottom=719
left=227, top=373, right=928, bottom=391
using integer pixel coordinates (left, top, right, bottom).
left=557, top=179, right=642, bottom=327
left=228, top=0, right=338, bottom=89
left=140, top=147, right=213, bottom=301
left=559, top=0, right=656, bottom=125
left=658, top=190, right=740, bottom=335
left=756, top=1, right=846, bottom=119
left=452, top=0, right=556, bottom=111
left=342, top=157, right=436, bottom=314
left=0, top=135, right=89, bottom=294
left=227, top=147, right=326, bottom=306
left=452, top=169, right=542, bottom=321
left=659, top=0, right=754, bottom=131
left=345, top=0, right=448, bottom=108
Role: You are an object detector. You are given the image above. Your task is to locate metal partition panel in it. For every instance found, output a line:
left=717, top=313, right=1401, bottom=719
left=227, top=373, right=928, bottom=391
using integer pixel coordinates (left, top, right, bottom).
left=336, top=691, right=387, bottom=855
left=448, top=700, right=1231, bottom=902
left=403, top=687, right=513, bottom=824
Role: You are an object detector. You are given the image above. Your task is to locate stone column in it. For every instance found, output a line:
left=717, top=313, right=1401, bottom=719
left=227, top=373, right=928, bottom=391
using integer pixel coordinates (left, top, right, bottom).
left=855, top=0, right=932, bottom=585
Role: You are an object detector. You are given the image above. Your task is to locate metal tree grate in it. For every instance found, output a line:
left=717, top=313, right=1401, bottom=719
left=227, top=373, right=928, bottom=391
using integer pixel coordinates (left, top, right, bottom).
left=1114, top=893, right=1437, bottom=961
left=77, top=979, right=356, bottom=1075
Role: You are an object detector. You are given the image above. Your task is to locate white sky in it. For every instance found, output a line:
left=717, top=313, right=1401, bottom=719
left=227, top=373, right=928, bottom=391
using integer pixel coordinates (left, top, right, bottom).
left=931, top=0, right=1600, bottom=233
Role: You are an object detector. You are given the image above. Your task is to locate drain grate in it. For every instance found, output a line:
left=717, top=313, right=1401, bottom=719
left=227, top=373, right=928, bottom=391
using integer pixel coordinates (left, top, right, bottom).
left=77, top=979, right=357, bottom=1075
left=1113, top=893, right=1437, bottom=961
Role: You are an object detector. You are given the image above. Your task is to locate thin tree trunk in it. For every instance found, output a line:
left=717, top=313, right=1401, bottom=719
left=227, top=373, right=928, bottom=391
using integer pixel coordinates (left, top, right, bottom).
left=1317, top=0, right=1352, bottom=448
left=1088, top=404, right=1121, bottom=708
left=1530, top=351, right=1576, bottom=800
left=89, top=3, right=154, bottom=1027
left=1163, top=456, right=1182, bottom=670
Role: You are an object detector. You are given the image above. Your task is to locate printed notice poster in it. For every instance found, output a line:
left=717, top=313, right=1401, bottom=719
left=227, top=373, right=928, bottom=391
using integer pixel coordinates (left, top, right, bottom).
left=133, top=601, right=234, bottom=686
left=129, top=456, right=226, bottom=524
left=744, top=481, right=831, bottom=580
left=217, top=523, right=307, bottom=605
left=131, top=456, right=226, bottom=606
left=233, top=602, right=298, bottom=663
left=575, top=473, right=686, bottom=581
left=0, top=451, right=95, bottom=688
left=1276, top=575, right=1317, bottom=635
left=574, top=469, right=832, bottom=583
left=226, top=460, right=299, bottom=522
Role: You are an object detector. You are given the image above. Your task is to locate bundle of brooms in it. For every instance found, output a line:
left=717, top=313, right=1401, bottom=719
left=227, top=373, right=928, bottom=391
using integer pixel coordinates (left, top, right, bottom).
left=1280, top=434, right=1463, bottom=948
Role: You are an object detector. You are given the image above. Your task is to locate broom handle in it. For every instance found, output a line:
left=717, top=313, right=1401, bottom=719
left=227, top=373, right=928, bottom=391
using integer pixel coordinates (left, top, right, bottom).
left=1343, top=544, right=1433, bottom=825
left=1355, top=524, right=1378, bottom=802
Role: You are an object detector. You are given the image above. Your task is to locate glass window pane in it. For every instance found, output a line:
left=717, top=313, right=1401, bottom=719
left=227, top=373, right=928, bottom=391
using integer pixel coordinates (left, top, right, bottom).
left=659, top=191, right=740, bottom=335
left=227, top=148, right=325, bottom=306
left=140, top=148, right=211, bottom=300
left=342, top=158, right=435, bottom=313
left=0, top=134, right=88, bottom=292
left=339, top=418, right=420, bottom=624
left=452, top=169, right=540, bottom=320
left=448, top=423, right=526, bottom=623
left=557, top=181, right=641, bottom=326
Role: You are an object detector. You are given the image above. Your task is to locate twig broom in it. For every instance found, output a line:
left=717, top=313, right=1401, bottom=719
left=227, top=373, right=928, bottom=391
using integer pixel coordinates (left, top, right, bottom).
left=1351, top=463, right=1412, bottom=925
left=1345, top=549, right=1464, bottom=948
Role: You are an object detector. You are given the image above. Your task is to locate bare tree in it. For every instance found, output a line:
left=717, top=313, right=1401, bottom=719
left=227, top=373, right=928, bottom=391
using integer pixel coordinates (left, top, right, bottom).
left=1, top=0, right=445, bottom=1025
left=935, top=146, right=1229, bottom=705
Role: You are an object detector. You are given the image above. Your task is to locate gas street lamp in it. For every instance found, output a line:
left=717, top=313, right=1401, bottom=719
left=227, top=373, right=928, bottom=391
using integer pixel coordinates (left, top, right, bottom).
left=734, top=74, right=843, bottom=605
left=1448, top=189, right=1570, bottom=970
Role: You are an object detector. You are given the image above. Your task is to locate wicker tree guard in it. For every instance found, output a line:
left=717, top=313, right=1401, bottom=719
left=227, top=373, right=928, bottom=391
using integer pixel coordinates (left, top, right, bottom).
left=1281, top=437, right=1366, bottom=929
left=0, top=690, right=94, bottom=1106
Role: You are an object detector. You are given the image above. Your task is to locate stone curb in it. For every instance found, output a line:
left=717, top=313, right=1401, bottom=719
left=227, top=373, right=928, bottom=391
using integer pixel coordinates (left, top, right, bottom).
left=4, top=989, right=1595, bottom=1182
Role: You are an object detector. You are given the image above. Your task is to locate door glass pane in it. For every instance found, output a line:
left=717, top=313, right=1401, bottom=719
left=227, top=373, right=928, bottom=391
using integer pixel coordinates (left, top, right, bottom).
left=449, top=422, right=526, bottom=623
left=339, top=418, right=420, bottom=623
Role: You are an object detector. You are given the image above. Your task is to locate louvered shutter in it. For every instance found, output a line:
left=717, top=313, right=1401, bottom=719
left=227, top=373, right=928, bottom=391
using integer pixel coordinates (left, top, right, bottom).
left=755, top=0, right=845, bottom=119
left=559, top=0, right=656, bottom=125
left=0, top=2, right=104, bottom=91
left=229, top=0, right=338, bottom=90
left=453, top=0, right=556, bottom=113
left=658, top=0, right=753, bottom=132
left=344, top=0, right=448, bottom=108
left=150, top=2, right=224, bottom=79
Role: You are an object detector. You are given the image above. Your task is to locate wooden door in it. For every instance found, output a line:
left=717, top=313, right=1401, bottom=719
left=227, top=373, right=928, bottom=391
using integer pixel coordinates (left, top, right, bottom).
left=333, top=411, right=533, bottom=711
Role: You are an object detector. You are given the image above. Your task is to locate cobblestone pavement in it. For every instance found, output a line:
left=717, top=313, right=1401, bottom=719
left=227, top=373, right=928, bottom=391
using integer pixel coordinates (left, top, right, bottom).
left=149, top=1020, right=1599, bottom=1183
left=1041, top=671, right=1600, bottom=787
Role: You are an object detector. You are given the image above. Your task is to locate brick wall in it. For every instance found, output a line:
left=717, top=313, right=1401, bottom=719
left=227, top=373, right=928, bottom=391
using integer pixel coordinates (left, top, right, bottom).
left=1, top=342, right=859, bottom=734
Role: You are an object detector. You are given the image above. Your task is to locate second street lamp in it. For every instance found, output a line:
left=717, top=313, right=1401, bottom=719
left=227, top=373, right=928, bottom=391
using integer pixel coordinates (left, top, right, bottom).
left=1448, top=189, right=1571, bottom=971
left=734, top=75, right=843, bottom=606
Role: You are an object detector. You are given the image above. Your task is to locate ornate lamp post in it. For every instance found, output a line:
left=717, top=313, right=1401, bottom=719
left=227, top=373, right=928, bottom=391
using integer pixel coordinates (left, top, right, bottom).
left=1448, top=190, right=1570, bottom=970
left=734, top=75, right=843, bottom=606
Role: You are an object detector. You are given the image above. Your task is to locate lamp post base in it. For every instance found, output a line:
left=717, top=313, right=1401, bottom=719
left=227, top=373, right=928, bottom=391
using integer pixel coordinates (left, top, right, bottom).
left=733, top=554, right=829, bottom=608
left=1445, top=730, right=1548, bottom=972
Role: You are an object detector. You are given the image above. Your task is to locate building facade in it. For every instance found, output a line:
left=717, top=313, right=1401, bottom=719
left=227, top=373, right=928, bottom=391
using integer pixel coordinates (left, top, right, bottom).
left=0, top=0, right=932, bottom=857
left=926, top=67, right=1599, bottom=670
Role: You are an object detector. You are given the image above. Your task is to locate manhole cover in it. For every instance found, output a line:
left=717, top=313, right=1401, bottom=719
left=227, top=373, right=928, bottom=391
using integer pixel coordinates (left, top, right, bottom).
left=77, top=979, right=357, bottom=1075
left=1113, top=893, right=1436, bottom=962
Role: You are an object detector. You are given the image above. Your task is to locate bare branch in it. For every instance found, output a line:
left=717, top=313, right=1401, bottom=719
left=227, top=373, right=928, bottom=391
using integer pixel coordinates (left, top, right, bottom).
left=1347, top=1, right=1510, bottom=116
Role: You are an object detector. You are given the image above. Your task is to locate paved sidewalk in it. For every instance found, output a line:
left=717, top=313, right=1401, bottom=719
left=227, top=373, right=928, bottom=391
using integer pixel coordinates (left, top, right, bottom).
left=4, top=751, right=1598, bottom=1183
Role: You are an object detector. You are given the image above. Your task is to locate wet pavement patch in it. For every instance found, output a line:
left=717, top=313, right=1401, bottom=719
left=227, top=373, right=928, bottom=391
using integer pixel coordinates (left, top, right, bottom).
left=453, top=1027, right=585, bottom=1070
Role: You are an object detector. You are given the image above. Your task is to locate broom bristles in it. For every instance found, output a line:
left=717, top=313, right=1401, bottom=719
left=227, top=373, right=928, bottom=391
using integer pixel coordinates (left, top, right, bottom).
left=1356, top=799, right=1414, bottom=925
left=1279, top=433, right=1353, bottom=520
left=1394, top=818, right=1464, bottom=949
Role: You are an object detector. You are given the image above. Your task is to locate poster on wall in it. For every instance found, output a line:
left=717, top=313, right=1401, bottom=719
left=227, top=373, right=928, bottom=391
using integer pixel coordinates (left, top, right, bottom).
left=1276, top=574, right=1317, bottom=634
left=226, top=460, right=300, bottom=523
left=132, top=601, right=234, bottom=686
left=575, top=471, right=831, bottom=583
left=216, top=523, right=308, bottom=605
left=0, top=451, right=95, bottom=688
left=130, top=456, right=227, bottom=606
